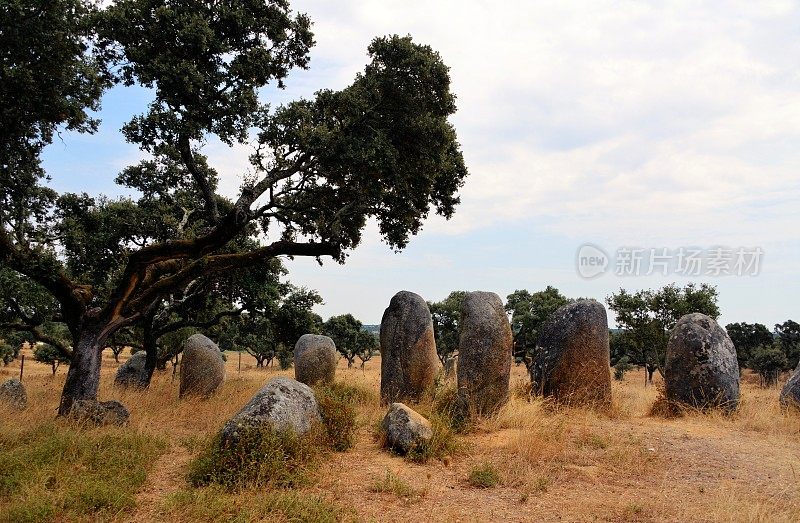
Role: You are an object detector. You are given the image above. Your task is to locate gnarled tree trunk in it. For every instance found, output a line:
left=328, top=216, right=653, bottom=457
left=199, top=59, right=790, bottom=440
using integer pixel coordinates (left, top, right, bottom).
left=58, top=324, right=107, bottom=416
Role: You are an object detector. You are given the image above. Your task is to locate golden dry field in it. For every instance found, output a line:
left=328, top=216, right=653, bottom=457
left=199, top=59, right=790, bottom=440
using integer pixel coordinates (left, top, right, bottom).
left=2, top=347, right=800, bottom=523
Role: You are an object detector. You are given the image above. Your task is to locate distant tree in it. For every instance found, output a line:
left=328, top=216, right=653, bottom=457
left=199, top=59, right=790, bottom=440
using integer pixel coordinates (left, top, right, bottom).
left=505, top=286, right=571, bottom=369
left=607, top=283, right=720, bottom=384
left=725, top=322, right=774, bottom=368
left=323, top=314, right=373, bottom=368
left=775, top=320, right=800, bottom=369
left=218, top=286, right=322, bottom=369
left=356, top=332, right=379, bottom=369
left=34, top=343, right=72, bottom=375
left=0, top=342, right=17, bottom=366
left=749, top=343, right=788, bottom=387
left=428, top=291, right=467, bottom=364
left=613, top=356, right=632, bottom=381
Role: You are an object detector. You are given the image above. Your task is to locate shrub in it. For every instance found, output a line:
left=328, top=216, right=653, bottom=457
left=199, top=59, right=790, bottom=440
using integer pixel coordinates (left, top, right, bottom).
left=187, top=425, right=322, bottom=490
left=468, top=462, right=499, bottom=488
left=613, top=356, right=632, bottom=381
left=315, top=382, right=360, bottom=452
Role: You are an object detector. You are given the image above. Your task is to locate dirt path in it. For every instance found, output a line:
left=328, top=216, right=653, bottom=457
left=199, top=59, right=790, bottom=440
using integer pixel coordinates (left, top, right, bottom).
left=126, top=443, right=193, bottom=522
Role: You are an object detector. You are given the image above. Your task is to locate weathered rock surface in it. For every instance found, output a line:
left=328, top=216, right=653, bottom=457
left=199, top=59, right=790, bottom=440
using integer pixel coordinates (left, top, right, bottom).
left=530, top=300, right=611, bottom=406
left=0, top=378, right=27, bottom=410
left=664, top=313, right=740, bottom=412
left=779, top=361, right=800, bottom=409
left=114, top=351, right=148, bottom=388
left=294, top=334, right=337, bottom=386
left=179, top=334, right=225, bottom=398
left=457, top=291, right=513, bottom=415
left=381, top=402, right=433, bottom=454
left=380, top=291, right=439, bottom=403
left=68, top=399, right=130, bottom=426
left=221, top=376, right=321, bottom=445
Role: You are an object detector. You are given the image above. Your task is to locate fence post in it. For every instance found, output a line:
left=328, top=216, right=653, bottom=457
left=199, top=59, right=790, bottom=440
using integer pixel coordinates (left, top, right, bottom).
left=19, top=354, right=25, bottom=382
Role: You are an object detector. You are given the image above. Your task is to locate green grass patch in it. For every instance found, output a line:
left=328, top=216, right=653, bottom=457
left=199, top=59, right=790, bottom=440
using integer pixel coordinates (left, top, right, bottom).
left=468, top=462, right=500, bottom=488
left=161, top=486, right=352, bottom=522
left=369, top=470, right=424, bottom=500
left=0, top=422, right=165, bottom=522
left=188, top=425, right=323, bottom=490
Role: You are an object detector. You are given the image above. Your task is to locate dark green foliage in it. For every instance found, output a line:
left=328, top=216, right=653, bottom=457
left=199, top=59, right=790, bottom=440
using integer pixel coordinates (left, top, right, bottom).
left=607, top=283, right=720, bottom=382
left=314, top=382, right=360, bottom=452
left=468, top=463, right=499, bottom=488
left=1, top=0, right=110, bottom=187
left=0, top=423, right=165, bottom=522
left=775, top=320, right=800, bottom=369
left=749, top=343, right=789, bottom=387
left=505, top=286, right=571, bottom=368
left=428, top=291, right=467, bottom=364
left=613, top=355, right=632, bottom=381
left=33, top=344, right=71, bottom=375
left=188, top=426, right=321, bottom=490
left=0, top=342, right=17, bottom=365
left=725, top=322, right=774, bottom=368
left=323, top=314, right=376, bottom=368
left=99, top=0, right=314, bottom=146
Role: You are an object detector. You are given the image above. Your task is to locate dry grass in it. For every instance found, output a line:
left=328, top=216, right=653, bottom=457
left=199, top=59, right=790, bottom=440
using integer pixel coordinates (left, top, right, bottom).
left=2, top=350, right=800, bottom=522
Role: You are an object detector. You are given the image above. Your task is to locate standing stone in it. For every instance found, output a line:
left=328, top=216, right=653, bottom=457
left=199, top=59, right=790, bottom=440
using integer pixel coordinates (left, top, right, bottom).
left=664, top=313, right=740, bottom=412
left=457, top=291, right=512, bottom=415
left=779, top=361, right=800, bottom=409
left=381, top=402, right=433, bottom=454
left=179, top=333, right=225, bottom=398
left=294, top=334, right=337, bottom=386
left=0, top=378, right=27, bottom=410
left=221, top=376, right=322, bottom=445
left=380, top=291, right=439, bottom=404
left=114, top=351, right=148, bottom=388
left=530, top=300, right=611, bottom=406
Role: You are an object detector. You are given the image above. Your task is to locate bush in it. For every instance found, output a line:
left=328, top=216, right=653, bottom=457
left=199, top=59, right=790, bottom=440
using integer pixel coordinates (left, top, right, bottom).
left=468, top=462, right=499, bottom=488
left=314, top=382, right=360, bottom=452
left=0, top=342, right=18, bottom=365
left=0, top=423, right=165, bottom=522
left=613, top=356, right=632, bottom=381
left=749, top=343, right=789, bottom=387
left=187, top=425, right=322, bottom=490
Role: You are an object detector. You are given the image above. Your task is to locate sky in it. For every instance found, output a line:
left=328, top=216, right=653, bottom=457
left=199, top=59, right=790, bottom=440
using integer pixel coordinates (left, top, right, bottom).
left=42, top=0, right=800, bottom=326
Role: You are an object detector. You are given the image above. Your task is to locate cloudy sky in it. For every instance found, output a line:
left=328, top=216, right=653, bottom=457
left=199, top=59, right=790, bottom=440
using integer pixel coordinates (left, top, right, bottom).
left=44, top=0, right=800, bottom=326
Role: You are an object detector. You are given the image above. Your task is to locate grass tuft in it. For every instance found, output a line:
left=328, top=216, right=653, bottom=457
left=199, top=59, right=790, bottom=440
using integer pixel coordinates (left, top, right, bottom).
left=369, top=470, right=424, bottom=499
left=468, top=462, right=500, bottom=488
left=161, top=486, right=351, bottom=522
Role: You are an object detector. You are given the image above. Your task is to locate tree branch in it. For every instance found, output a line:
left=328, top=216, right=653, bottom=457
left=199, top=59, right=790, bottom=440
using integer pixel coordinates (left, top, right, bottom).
left=154, top=308, right=243, bottom=338
left=0, top=321, right=74, bottom=359
left=178, top=134, right=219, bottom=223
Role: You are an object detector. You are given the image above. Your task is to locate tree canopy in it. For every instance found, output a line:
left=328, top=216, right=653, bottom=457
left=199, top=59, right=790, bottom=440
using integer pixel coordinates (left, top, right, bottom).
left=505, top=286, right=571, bottom=368
left=0, top=0, right=468, bottom=414
left=607, top=283, right=720, bottom=382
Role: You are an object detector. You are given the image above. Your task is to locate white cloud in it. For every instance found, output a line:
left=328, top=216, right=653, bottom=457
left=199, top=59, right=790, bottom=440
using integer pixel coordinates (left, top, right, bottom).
left=200, top=1, right=800, bottom=323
